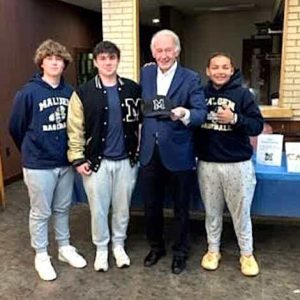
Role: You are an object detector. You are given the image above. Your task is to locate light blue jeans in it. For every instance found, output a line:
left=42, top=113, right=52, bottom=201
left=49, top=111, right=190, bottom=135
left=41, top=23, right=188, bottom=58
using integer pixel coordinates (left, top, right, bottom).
left=82, top=159, right=137, bottom=251
left=197, top=160, right=256, bottom=256
left=23, top=167, right=74, bottom=253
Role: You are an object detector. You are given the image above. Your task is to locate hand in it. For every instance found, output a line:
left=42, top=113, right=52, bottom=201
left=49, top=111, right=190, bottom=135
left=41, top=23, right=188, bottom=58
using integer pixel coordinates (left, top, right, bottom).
left=170, top=107, right=188, bottom=121
left=216, top=105, right=234, bottom=124
left=76, top=162, right=92, bottom=176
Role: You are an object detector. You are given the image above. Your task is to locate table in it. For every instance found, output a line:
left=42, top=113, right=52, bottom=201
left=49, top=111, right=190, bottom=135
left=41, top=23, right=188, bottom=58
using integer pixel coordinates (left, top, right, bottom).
left=73, top=155, right=300, bottom=218
left=251, top=155, right=300, bottom=217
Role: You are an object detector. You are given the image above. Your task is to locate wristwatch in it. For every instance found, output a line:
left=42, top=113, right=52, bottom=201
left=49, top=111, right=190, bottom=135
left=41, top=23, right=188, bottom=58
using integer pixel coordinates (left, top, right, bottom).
left=230, top=113, right=238, bottom=125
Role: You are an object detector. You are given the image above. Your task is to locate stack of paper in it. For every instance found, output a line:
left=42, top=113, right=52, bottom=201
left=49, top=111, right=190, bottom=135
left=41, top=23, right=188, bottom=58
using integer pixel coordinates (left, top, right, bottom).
left=285, top=142, right=300, bottom=173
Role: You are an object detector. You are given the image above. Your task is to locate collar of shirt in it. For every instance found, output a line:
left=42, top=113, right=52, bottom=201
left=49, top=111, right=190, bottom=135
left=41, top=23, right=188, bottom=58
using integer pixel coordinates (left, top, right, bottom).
left=156, top=61, right=177, bottom=96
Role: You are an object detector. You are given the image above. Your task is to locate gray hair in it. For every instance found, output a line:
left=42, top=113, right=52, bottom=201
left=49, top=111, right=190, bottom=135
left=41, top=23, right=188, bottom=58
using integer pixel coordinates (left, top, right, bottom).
left=150, top=29, right=181, bottom=54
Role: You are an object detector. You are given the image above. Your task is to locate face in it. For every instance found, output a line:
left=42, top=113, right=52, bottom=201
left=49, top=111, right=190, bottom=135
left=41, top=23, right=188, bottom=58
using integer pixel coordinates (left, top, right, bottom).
left=152, top=35, right=179, bottom=73
left=206, top=55, right=234, bottom=88
left=41, top=55, right=65, bottom=78
left=94, top=53, right=119, bottom=79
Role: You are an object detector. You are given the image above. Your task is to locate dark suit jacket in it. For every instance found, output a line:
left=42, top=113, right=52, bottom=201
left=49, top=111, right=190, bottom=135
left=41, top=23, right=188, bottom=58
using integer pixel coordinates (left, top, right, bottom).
left=139, top=63, right=207, bottom=171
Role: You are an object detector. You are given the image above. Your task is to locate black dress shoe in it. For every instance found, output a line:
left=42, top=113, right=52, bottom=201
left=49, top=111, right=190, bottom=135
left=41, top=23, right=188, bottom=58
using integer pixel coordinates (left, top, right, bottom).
left=171, top=256, right=186, bottom=274
left=144, top=250, right=166, bottom=267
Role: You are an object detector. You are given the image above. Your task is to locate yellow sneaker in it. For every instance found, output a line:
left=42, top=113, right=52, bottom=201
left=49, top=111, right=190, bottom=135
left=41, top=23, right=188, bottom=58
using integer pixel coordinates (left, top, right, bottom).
left=201, top=252, right=221, bottom=270
left=240, top=255, right=260, bottom=276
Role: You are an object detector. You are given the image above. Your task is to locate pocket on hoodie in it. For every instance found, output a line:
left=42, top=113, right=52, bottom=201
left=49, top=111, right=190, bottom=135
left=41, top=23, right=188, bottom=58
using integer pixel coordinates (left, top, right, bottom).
left=40, top=131, right=68, bottom=160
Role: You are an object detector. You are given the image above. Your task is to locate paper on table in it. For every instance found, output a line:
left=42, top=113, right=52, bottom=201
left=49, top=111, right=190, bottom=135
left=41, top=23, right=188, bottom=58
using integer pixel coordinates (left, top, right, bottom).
left=256, top=134, right=283, bottom=166
left=285, top=142, right=300, bottom=173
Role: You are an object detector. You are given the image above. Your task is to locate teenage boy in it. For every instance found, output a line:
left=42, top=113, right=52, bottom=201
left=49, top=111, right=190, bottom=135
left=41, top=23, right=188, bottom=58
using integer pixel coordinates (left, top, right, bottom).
left=196, top=53, right=263, bottom=276
left=67, top=41, right=141, bottom=272
left=9, top=39, right=87, bottom=281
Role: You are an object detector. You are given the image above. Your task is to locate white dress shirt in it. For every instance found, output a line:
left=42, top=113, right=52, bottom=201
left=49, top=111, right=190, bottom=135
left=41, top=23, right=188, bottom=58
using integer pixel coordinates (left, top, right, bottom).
left=156, top=61, right=177, bottom=96
left=156, top=61, right=190, bottom=125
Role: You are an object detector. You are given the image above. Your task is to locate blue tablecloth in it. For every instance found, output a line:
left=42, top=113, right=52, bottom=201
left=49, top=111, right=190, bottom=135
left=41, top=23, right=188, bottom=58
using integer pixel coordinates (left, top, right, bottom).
left=73, top=155, right=300, bottom=218
left=251, top=155, right=300, bottom=217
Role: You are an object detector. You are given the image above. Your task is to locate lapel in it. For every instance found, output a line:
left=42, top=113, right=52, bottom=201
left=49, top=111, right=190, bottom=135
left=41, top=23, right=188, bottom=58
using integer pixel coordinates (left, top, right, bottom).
left=167, top=64, right=184, bottom=99
left=148, top=66, right=157, bottom=97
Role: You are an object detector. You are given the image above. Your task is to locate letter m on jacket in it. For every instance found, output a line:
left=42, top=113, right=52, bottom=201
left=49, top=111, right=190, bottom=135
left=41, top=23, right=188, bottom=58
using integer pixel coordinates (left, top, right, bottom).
left=125, top=98, right=141, bottom=122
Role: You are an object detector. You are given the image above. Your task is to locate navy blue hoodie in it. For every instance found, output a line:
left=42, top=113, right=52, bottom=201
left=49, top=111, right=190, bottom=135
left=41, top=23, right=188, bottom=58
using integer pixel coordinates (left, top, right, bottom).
left=196, top=70, right=264, bottom=162
left=9, top=73, right=73, bottom=169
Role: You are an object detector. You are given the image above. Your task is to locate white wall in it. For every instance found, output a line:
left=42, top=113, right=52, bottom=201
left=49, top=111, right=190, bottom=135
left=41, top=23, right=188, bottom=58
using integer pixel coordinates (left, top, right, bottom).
left=183, top=9, right=272, bottom=77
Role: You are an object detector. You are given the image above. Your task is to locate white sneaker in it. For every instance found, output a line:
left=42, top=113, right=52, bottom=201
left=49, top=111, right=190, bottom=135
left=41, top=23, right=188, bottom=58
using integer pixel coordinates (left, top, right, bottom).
left=113, top=246, right=130, bottom=268
left=94, top=250, right=109, bottom=272
left=35, top=252, right=57, bottom=281
left=58, top=245, right=87, bottom=268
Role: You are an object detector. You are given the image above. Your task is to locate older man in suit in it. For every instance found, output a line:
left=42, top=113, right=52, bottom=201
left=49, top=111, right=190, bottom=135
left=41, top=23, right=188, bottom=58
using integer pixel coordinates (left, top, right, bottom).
left=139, top=29, right=207, bottom=274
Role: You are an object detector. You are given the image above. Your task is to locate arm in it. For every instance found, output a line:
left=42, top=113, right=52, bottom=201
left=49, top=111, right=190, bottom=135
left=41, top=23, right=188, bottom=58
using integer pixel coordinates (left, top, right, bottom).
left=171, top=75, right=207, bottom=127
left=67, top=92, right=91, bottom=175
left=234, top=89, right=264, bottom=136
left=8, top=91, right=32, bottom=151
left=188, top=75, right=207, bottom=126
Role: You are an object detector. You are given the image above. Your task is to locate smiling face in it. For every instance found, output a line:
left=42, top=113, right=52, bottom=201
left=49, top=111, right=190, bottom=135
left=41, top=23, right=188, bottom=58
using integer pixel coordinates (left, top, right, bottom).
left=206, top=55, right=234, bottom=88
left=41, top=55, right=65, bottom=78
left=94, top=52, right=119, bottom=80
left=151, top=34, right=179, bottom=73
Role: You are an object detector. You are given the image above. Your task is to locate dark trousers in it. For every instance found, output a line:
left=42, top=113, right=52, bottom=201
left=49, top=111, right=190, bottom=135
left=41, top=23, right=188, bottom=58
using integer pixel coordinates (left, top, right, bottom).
left=139, top=147, right=194, bottom=257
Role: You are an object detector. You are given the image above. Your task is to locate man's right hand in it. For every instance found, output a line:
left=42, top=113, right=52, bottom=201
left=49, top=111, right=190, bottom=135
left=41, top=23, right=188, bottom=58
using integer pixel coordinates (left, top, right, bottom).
left=76, top=162, right=92, bottom=176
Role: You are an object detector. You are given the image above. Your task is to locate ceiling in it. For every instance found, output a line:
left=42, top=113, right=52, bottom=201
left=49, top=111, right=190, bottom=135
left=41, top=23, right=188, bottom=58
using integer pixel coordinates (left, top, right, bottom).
left=58, top=0, right=100, bottom=12
left=58, top=0, right=277, bottom=24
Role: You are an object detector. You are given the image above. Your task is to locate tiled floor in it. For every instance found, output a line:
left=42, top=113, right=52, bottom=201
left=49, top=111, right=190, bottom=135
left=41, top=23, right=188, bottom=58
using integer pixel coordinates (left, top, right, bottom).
left=0, top=181, right=299, bottom=300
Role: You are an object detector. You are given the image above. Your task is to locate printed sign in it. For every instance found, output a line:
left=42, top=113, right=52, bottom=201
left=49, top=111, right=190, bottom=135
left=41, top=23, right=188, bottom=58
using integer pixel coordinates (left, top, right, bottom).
left=256, top=134, right=283, bottom=166
left=285, top=142, right=300, bottom=173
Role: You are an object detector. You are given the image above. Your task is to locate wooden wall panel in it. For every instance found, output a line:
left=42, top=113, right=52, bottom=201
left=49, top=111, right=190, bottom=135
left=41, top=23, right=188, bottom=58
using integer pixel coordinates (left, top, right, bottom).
left=0, top=0, right=101, bottom=181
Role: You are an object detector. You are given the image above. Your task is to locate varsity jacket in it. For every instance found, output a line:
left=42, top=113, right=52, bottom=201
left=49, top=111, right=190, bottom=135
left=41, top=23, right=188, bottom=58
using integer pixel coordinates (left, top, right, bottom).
left=67, top=75, right=141, bottom=172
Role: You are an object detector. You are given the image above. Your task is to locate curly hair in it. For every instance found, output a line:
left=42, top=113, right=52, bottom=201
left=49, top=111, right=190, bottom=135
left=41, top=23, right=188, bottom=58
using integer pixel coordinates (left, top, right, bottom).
left=34, top=39, right=72, bottom=70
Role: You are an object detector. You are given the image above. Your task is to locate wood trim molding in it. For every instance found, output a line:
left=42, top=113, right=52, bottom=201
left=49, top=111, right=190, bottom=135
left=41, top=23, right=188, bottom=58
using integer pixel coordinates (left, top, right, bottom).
left=260, top=105, right=293, bottom=119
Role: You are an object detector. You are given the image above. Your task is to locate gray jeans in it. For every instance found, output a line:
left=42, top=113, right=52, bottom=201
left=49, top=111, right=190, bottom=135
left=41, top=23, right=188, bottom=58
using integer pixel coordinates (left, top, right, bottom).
left=82, top=158, right=137, bottom=251
left=197, top=160, right=256, bottom=255
left=23, top=167, right=74, bottom=253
